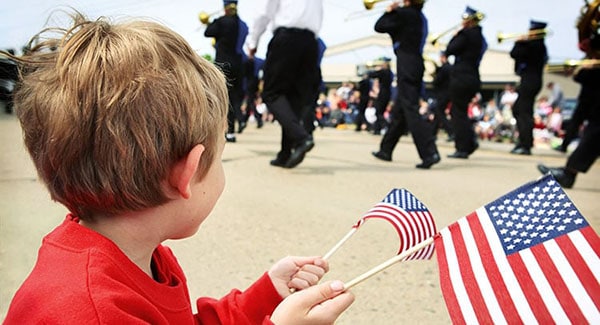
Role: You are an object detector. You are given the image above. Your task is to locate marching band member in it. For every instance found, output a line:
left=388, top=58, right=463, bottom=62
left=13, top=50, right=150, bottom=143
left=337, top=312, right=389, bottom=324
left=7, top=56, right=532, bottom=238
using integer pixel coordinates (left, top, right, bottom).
left=509, top=20, right=549, bottom=155
left=204, top=0, right=249, bottom=142
left=371, top=0, right=441, bottom=169
left=246, top=0, right=323, bottom=168
left=445, top=6, right=487, bottom=159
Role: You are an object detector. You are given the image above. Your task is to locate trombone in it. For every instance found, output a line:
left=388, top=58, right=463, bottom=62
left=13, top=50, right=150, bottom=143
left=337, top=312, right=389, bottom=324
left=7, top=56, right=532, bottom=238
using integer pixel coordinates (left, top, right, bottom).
left=497, top=29, right=552, bottom=43
left=545, top=59, right=600, bottom=72
left=428, top=22, right=462, bottom=46
left=428, top=10, right=485, bottom=46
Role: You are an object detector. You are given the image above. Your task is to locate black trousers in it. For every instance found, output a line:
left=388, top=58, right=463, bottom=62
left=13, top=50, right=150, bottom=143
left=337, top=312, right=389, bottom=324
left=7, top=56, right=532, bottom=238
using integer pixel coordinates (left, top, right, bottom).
left=261, top=28, right=318, bottom=156
left=380, top=54, right=437, bottom=160
left=567, top=119, right=600, bottom=173
left=219, top=61, right=244, bottom=134
left=449, top=79, right=479, bottom=153
left=513, top=79, right=542, bottom=149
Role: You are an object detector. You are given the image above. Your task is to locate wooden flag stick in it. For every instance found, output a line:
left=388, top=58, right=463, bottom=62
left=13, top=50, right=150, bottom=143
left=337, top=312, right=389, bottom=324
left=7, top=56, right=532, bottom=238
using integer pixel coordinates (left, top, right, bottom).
left=323, top=228, right=357, bottom=260
left=343, top=236, right=435, bottom=291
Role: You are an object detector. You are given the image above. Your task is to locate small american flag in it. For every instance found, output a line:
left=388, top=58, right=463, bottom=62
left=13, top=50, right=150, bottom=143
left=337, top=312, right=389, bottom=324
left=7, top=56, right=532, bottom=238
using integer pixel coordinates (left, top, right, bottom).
left=354, top=188, right=436, bottom=259
left=435, top=175, right=600, bottom=324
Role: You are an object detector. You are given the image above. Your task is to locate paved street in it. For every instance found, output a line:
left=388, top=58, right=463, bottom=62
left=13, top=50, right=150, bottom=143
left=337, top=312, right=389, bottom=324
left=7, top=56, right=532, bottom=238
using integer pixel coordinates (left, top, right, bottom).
left=1, top=113, right=598, bottom=323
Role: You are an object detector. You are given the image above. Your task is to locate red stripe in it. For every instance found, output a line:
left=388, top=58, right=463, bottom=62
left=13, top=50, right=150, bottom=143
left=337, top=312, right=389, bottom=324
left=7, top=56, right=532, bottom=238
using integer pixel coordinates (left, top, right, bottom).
left=434, top=233, right=467, bottom=325
left=555, top=229, right=600, bottom=312
left=529, top=243, right=587, bottom=323
left=451, top=217, right=494, bottom=324
left=506, top=252, right=553, bottom=322
left=575, top=227, right=600, bottom=310
left=468, top=212, right=525, bottom=323
left=582, top=226, right=600, bottom=256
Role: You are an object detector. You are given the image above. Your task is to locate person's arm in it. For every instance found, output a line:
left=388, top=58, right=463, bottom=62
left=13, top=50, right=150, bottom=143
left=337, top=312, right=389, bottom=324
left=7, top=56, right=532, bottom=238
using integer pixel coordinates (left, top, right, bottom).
left=246, top=0, right=278, bottom=57
left=195, top=273, right=283, bottom=324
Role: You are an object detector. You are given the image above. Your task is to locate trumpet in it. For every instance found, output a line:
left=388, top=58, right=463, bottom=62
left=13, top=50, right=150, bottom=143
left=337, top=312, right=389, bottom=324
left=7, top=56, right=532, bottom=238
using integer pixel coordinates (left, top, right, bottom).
left=545, top=59, right=600, bottom=72
left=497, top=29, right=551, bottom=43
left=198, top=3, right=237, bottom=25
left=198, top=10, right=221, bottom=25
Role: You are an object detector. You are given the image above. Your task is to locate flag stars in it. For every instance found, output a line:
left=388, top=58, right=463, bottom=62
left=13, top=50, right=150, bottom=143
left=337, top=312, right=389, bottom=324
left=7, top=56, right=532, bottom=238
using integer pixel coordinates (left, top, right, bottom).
left=542, top=186, right=550, bottom=193
left=523, top=200, right=531, bottom=207
left=527, top=208, right=536, bottom=215
left=548, top=209, right=556, bottom=216
left=568, top=210, right=578, bottom=216
left=558, top=210, right=566, bottom=216
left=563, top=202, right=572, bottom=208
left=574, top=218, right=584, bottom=225
left=546, top=225, right=555, bottom=231
left=563, top=217, right=572, bottom=224
left=557, top=225, right=566, bottom=232
left=552, top=217, right=561, bottom=223
left=532, top=200, right=541, bottom=208
left=517, top=207, right=525, bottom=214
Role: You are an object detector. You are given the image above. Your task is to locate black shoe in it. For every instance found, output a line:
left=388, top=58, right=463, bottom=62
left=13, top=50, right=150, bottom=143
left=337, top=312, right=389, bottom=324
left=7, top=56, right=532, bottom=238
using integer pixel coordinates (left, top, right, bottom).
left=416, top=153, right=440, bottom=169
left=257, top=120, right=264, bottom=129
left=468, top=142, right=479, bottom=155
left=284, top=137, right=314, bottom=168
left=225, top=133, right=236, bottom=143
left=552, top=146, right=567, bottom=153
left=447, top=151, right=469, bottom=159
left=372, top=151, right=392, bottom=162
left=270, top=157, right=287, bottom=167
left=537, top=164, right=576, bottom=188
left=510, top=146, right=531, bottom=155
left=238, top=122, right=247, bottom=134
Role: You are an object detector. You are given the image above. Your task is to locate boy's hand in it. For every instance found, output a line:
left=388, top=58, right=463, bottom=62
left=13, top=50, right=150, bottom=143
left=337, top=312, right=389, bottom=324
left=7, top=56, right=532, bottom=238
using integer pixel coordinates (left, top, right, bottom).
left=270, top=280, right=355, bottom=325
left=268, top=256, right=328, bottom=298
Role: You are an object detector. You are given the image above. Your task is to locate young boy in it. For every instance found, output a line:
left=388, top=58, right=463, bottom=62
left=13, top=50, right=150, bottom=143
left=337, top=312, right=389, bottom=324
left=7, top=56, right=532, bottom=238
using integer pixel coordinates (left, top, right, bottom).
left=4, top=12, right=354, bottom=324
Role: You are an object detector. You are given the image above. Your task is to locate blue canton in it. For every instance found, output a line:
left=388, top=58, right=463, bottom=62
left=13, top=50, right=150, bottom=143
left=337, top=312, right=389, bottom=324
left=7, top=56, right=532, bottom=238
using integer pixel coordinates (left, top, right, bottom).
left=384, top=189, right=429, bottom=212
left=485, top=175, right=588, bottom=255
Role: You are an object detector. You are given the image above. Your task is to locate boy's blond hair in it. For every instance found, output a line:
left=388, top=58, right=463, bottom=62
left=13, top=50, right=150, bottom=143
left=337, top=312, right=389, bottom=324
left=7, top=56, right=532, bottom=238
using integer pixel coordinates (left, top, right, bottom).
left=13, top=12, right=228, bottom=219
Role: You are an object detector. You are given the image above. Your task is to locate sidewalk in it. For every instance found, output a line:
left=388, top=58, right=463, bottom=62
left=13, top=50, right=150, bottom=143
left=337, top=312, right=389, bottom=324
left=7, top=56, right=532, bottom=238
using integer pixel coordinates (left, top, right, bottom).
left=1, top=115, right=598, bottom=323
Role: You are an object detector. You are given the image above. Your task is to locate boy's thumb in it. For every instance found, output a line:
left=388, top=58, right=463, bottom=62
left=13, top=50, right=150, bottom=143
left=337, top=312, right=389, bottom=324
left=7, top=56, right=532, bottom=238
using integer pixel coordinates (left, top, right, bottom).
left=300, top=280, right=346, bottom=303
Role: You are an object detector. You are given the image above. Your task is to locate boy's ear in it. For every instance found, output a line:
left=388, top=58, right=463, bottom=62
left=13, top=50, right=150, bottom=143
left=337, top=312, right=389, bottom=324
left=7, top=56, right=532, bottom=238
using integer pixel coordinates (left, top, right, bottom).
left=169, top=144, right=205, bottom=199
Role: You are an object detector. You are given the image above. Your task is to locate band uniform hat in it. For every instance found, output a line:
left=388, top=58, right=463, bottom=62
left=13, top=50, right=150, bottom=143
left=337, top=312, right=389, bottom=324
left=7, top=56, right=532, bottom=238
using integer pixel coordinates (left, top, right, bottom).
left=462, top=6, right=482, bottom=21
left=223, top=0, right=237, bottom=6
left=379, top=56, right=392, bottom=62
left=529, top=20, right=547, bottom=30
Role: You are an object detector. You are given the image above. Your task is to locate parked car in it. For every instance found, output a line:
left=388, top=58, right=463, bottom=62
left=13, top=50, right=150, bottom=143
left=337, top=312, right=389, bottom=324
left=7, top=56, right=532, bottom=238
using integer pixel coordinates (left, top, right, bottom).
left=0, top=54, right=19, bottom=114
left=560, top=98, right=578, bottom=132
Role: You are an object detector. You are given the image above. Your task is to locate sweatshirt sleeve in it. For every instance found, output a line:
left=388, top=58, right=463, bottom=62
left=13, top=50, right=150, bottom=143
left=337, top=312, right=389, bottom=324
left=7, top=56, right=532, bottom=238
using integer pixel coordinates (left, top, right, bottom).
left=194, top=272, right=283, bottom=324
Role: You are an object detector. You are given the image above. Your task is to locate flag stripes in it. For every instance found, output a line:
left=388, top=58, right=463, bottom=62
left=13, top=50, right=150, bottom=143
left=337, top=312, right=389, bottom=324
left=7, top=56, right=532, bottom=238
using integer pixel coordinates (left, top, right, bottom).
left=436, top=204, right=600, bottom=324
left=353, top=189, right=436, bottom=259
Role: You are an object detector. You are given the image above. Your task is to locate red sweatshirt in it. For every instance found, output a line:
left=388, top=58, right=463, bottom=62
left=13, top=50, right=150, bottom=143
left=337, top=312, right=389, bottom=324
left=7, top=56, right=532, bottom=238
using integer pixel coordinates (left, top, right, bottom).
left=4, top=215, right=282, bottom=324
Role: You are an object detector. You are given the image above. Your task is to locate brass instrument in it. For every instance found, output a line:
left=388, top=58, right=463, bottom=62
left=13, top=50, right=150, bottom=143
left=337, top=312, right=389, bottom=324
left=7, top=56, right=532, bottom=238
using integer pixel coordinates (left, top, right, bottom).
left=198, top=3, right=237, bottom=25
left=497, top=29, right=551, bottom=43
left=363, top=0, right=392, bottom=10
left=545, top=59, right=600, bottom=72
left=429, top=9, right=485, bottom=46
left=428, top=22, right=462, bottom=46
left=577, top=0, right=600, bottom=55
left=345, top=0, right=391, bottom=21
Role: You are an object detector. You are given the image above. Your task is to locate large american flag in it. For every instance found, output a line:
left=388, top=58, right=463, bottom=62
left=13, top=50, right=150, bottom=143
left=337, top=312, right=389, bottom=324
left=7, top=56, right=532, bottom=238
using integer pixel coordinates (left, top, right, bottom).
left=435, top=175, right=600, bottom=324
left=354, top=188, right=436, bottom=260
